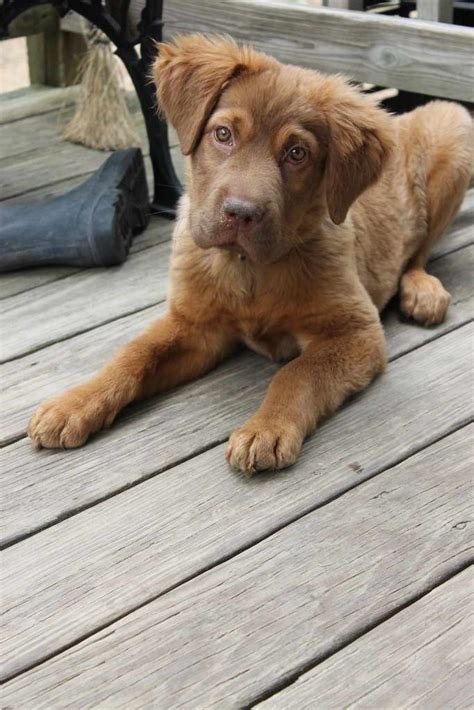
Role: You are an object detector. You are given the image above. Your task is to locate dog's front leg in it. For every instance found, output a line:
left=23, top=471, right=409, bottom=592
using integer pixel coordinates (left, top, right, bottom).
left=28, top=313, right=233, bottom=449
left=227, top=324, right=386, bottom=474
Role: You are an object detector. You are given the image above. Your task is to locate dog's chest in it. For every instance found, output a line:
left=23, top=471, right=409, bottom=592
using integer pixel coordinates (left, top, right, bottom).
left=242, top=331, right=301, bottom=363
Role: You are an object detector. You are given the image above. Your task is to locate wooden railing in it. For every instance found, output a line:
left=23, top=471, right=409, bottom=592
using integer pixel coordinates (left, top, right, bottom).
left=4, top=6, right=87, bottom=88
left=3, top=1, right=474, bottom=101
left=161, top=0, right=474, bottom=102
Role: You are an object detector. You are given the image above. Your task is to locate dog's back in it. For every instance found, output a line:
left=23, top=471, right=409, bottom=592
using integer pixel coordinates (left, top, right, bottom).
left=351, top=101, right=472, bottom=311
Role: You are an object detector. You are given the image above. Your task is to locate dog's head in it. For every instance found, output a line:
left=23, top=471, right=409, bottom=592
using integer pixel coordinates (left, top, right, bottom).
left=154, top=35, right=392, bottom=264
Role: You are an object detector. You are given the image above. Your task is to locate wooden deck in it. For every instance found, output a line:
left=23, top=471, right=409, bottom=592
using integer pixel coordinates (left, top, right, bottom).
left=1, top=89, right=473, bottom=709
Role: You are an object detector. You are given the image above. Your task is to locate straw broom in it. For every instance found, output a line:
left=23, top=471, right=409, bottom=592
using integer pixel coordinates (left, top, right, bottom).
left=63, top=24, right=139, bottom=151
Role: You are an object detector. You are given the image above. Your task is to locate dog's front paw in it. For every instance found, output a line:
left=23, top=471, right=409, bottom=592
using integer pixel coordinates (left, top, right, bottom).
left=400, top=270, right=451, bottom=326
left=226, top=418, right=303, bottom=475
left=28, top=386, right=115, bottom=450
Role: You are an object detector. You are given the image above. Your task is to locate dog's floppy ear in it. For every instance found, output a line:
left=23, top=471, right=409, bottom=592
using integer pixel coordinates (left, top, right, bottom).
left=324, top=82, right=393, bottom=224
left=154, top=34, right=273, bottom=155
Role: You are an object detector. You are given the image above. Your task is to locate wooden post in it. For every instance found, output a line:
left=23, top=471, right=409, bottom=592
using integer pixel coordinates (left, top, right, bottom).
left=162, top=0, right=474, bottom=102
left=6, top=6, right=57, bottom=36
left=417, top=0, right=453, bottom=22
left=14, top=7, right=88, bottom=87
left=27, top=31, right=88, bottom=87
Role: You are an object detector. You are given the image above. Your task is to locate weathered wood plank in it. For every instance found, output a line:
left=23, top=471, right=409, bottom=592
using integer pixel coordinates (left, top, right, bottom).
left=1, top=242, right=471, bottom=446
left=0, top=141, right=136, bottom=200
left=0, top=240, right=171, bottom=363
left=382, top=243, right=474, bottom=359
left=5, top=6, right=58, bottom=38
left=2, top=425, right=471, bottom=703
left=0, top=85, right=79, bottom=124
left=0, top=99, right=180, bottom=161
left=0, top=136, right=184, bottom=201
left=163, top=0, right=474, bottom=101
left=1, top=155, right=157, bottom=209
left=0, top=327, right=472, bottom=681
left=258, top=567, right=473, bottom=710
left=0, top=216, right=175, bottom=300
left=0, top=304, right=164, bottom=445
left=0, top=107, right=108, bottom=160
left=431, top=188, right=473, bottom=260
left=0, top=265, right=79, bottom=299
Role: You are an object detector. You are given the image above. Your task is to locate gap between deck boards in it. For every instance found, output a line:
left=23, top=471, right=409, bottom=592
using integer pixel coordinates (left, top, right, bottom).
left=2, top=423, right=471, bottom=702
left=4, top=456, right=471, bottom=691
left=253, top=566, right=473, bottom=708
left=251, top=565, right=473, bottom=709
left=1, top=325, right=472, bottom=685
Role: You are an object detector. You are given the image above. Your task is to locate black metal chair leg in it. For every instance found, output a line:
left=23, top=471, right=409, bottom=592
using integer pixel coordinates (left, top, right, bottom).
left=0, top=0, right=183, bottom=218
left=116, top=25, right=183, bottom=217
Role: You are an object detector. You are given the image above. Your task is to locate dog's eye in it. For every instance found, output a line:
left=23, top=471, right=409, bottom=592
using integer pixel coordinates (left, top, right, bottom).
left=214, top=126, right=233, bottom=144
left=285, top=145, right=307, bottom=165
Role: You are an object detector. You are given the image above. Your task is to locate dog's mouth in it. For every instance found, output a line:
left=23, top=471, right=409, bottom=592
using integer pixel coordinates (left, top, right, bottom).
left=193, top=222, right=260, bottom=260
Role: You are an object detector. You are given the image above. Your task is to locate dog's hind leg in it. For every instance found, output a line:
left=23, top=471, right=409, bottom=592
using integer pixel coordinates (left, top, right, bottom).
left=399, top=101, right=472, bottom=326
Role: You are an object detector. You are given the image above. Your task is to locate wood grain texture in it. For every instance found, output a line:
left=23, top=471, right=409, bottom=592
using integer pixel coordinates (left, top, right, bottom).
left=1, top=157, right=155, bottom=209
left=0, top=141, right=120, bottom=201
left=1, top=328, right=472, bottom=680
left=0, top=139, right=183, bottom=202
left=0, top=265, right=80, bottom=300
left=1, top=104, right=121, bottom=159
left=3, top=425, right=471, bottom=704
left=6, top=5, right=58, bottom=37
left=1, top=242, right=471, bottom=446
left=0, top=104, right=178, bottom=162
left=0, top=109, right=76, bottom=161
left=163, top=0, right=474, bottom=101
left=258, top=567, right=473, bottom=709
left=0, top=304, right=165, bottom=445
left=0, top=240, right=172, bottom=362
left=0, top=85, right=79, bottom=124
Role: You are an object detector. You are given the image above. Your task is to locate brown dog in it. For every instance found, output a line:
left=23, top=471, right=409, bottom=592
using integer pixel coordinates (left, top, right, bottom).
left=28, top=35, right=472, bottom=473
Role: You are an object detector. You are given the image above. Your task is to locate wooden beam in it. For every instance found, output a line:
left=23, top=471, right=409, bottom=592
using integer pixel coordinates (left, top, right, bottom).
left=4, top=6, right=57, bottom=37
left=0, top=85, right=80, bottom=124
left=162, top=0, right=474, bottom=102
left=417, top=0, right=454, bottom=22
left=28, top=31, right=88, bottom=87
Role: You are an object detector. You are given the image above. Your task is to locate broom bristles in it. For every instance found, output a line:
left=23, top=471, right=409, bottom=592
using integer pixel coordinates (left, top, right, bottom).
left=63, top=37, right=140, bottom=152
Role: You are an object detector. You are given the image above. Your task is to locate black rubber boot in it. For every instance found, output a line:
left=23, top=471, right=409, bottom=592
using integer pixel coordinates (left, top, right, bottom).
left=0, top=148, right=150, bottom=272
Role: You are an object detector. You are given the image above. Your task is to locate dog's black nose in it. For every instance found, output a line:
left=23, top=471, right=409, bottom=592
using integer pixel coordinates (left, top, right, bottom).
left=222, top=198, right=265, bottom=225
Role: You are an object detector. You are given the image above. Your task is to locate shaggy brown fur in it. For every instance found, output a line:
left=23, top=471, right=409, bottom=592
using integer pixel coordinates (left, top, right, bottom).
left=28, top=35, right=473, bottom=473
